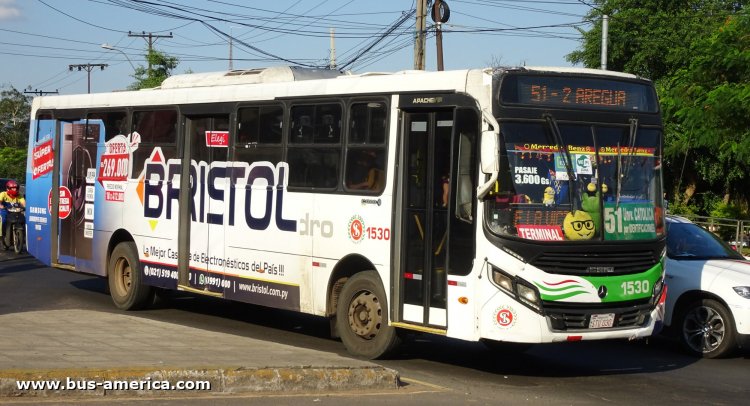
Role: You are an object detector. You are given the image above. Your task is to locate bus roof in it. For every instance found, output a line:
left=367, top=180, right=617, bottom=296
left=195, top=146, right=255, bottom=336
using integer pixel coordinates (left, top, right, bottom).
left=29, top=66, right=648, bottom=113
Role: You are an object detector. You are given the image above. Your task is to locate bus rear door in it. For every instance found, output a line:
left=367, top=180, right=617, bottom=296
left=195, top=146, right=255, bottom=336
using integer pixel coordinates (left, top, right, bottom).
left=181, top=114, right=230, bottom=295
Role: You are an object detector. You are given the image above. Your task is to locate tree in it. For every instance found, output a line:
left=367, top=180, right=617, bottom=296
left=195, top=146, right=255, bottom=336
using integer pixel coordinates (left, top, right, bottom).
left=567, top=1, right=744, bottom=81
left=0, top=85, right=31, bottom=149
left=0, top=85, right=30, bottom=181
left=659, top=14, right=750, bottom=208
left=128, top=49, right=179, bottom=90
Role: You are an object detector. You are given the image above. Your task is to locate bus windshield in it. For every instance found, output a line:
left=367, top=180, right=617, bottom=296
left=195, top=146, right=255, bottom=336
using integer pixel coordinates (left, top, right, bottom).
left=486, top=120, right=664, bottom=242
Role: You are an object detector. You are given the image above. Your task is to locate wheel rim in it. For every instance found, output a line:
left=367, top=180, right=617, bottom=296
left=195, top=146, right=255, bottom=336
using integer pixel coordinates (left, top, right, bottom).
left=683, top=305, right=725, bottom=354
left=347, top=289, right=382, bottom=340
left=112, top=257, right=133, bottom=298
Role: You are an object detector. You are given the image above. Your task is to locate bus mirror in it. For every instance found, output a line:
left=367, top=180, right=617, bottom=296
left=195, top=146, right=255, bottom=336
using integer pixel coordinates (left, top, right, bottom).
left=480, top=129, right=498, bottom=174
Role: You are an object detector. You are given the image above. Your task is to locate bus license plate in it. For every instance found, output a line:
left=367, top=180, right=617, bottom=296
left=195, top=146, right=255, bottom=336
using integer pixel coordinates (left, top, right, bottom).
left=589, top=313, right=615, bottom=329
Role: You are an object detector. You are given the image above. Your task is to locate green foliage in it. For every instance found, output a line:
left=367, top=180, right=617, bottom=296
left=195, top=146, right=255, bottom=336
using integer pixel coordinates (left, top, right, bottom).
left=666, top=195, right=698, bottom=216
left=0, top=85, right=30, bottom=181
left=567, top=1, right=744, bottom=81
left=0, top=85, right=31, bottom=149
left=710, top=201, right=746, bottom=220
left=660, top=13, right=750, bottom=210
left=128, top=49, right=179, bottom=90
left=0, top=147, right=27, bottom=182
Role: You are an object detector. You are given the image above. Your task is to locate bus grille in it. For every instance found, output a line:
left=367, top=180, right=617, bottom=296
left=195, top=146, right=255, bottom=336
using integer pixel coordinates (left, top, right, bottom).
left=530, top=250, right=658, bottom=276
left=544, top=301, right=653, bottom=331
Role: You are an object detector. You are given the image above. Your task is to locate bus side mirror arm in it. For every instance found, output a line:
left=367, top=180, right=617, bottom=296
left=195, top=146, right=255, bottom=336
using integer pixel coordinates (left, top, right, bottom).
left=477, top=109, right=499, bottom=199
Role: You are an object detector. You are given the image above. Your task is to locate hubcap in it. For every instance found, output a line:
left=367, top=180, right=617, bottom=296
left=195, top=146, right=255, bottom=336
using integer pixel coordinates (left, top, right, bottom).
left=347, top=290, right=382, bottom=339
left=683, top=305, right=725, bottom=354
left=114, top=258, right=133, bottom=297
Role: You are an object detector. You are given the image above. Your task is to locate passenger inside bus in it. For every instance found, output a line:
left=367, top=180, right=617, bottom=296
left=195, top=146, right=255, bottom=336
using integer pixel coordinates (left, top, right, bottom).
left=347, top=150, right=384, bottom=191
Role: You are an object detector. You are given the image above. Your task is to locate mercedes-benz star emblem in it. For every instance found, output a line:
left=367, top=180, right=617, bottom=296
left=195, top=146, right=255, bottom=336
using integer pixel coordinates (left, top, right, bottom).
left=597, top=285, right=608, bottom=299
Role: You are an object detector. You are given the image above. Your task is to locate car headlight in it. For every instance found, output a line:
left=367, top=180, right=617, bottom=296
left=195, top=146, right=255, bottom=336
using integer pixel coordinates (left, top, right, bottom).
left=733, top=286, right=750, bottom=299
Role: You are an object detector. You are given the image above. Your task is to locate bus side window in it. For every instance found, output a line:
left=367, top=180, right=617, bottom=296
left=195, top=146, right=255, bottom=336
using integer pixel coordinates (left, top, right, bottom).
left=235, top=105, right=283, bottom=164
left=345, top=102, right=387, bottom=193
left=288, top=103, right=342, bottom=190
left=131, top=109, right=178, bottom=174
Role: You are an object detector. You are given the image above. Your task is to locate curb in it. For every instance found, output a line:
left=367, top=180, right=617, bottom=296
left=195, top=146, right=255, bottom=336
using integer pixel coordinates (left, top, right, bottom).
left=0, top=366, right=401, bottom=398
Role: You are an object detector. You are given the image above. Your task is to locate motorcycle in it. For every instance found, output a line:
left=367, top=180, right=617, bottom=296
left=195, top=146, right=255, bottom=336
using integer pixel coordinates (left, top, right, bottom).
left=2, top=204, right=26, bottom=254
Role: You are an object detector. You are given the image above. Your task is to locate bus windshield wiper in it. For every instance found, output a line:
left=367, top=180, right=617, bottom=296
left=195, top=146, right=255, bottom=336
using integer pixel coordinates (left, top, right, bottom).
left=544, top=114, right=574, bottom=204
left=615, top=118, right=639, bottom=208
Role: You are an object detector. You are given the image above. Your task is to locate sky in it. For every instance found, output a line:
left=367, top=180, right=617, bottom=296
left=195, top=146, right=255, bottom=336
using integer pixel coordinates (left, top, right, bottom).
left=0, top=0, right=594, bottom=95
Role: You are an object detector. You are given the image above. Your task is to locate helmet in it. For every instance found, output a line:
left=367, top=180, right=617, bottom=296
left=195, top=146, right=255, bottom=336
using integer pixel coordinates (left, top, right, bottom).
left=5, top=180, right=18, bottom=198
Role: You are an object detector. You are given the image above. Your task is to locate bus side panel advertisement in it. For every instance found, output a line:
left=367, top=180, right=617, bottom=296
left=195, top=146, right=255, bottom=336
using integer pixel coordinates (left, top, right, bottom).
left=26, top=119, right=56, bottom=265
left=214, top=272, right=301, bottom=312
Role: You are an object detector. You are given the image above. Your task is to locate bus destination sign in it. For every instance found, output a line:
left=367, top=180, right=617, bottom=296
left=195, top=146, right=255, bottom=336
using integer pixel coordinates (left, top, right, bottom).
left=500, top=74, right=658, bottom=112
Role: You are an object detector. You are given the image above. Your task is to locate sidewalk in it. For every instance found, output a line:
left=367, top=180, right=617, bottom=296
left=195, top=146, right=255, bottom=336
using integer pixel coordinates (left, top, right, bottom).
left=0, top=309, right=400, bottom=398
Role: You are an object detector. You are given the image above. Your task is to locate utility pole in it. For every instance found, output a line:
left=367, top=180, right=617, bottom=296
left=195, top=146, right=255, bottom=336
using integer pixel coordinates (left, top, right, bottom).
left=329, top=28, right=337, bottom=70
left=228, top=26, right=234, bottom=71
left=68, top=64, right=108, bottom=93
left=128, top=31, right=173, bottom=75
left=601, top=15, right=609, bottom=70
left=432, top=0, right=450, bottom=71
left=413, top=0, right=428, bottom=70
left=24, top=89, right=59, bottom=96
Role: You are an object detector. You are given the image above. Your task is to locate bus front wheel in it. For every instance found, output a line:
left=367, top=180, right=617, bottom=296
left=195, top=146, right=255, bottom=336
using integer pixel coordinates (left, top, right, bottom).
left=336, top=271, right=400, bottom=359
left=108, top=242, right=154, bottom=310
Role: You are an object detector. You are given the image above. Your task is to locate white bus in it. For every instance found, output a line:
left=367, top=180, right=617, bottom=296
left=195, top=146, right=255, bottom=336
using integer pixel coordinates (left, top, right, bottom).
left=26, top=66, right=667, bottom=358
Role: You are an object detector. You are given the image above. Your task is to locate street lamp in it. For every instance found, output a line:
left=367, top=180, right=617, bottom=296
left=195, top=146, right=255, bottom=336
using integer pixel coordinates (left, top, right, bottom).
left=101, top=43, right=136, bottom=71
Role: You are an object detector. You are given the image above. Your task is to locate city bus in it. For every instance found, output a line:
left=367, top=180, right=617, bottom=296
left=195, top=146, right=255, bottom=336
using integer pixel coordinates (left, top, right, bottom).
left=25, top=66, right=667, bottom=359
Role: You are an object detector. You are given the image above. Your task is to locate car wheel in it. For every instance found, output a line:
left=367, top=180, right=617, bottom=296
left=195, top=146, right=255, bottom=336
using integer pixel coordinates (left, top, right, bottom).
left=678, top=298, right=736, bottom=358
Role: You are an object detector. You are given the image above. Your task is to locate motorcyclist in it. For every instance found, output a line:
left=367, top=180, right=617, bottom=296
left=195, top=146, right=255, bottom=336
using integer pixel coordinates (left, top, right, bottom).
left=0, top=180, right=26, bottom=247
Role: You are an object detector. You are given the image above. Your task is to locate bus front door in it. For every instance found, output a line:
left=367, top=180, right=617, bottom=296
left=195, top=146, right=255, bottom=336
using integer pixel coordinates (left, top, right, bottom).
left=399, top=111, right=453, bottom=328
left=180, top=115, right=230, bottom=296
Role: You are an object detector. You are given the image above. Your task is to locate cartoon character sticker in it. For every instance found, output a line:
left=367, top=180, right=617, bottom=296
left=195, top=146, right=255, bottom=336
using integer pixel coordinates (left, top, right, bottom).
left=563, top=210, right=595, bottom=240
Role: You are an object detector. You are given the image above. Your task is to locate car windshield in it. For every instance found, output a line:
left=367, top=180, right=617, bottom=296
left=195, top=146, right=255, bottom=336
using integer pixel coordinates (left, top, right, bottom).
left=666, top=222, right=744, bottom=260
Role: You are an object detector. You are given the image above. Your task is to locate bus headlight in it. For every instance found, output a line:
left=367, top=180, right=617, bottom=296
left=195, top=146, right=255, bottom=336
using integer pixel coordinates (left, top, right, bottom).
left=489, top=264, right=542, bottom=313
left=491, top=267, right=514, bottom=293
left=516, top=283, right=541, bottom=312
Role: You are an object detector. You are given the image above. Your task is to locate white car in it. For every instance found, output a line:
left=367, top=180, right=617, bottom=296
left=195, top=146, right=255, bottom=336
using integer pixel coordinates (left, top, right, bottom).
left=664, top=215, right=750, bottom=358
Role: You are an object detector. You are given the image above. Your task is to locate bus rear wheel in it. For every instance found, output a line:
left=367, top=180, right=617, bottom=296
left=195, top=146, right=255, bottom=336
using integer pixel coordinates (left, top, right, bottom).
left=108, top=241, right=154, bottom=310
left=336, top=271, right=400, bottom=359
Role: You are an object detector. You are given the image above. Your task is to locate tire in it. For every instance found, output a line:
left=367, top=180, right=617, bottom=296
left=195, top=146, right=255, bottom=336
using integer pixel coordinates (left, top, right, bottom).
left=2, top=224, right=11, bottom=250
left=13, top=227, right=23, bottom=254
left=108, top=242, right=154, bottom=310
left=336, top=271, right=400, bottom=359
left=678, top=298, right=736, bottom=358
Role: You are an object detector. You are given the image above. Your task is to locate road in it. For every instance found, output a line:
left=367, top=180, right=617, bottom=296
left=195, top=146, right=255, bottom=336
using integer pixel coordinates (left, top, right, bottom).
left=1, top=251, right=748, bottom=405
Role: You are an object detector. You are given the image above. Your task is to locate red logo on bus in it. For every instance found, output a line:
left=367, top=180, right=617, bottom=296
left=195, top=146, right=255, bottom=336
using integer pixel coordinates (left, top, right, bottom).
left=348, top=215, right=365, bottom=243
left=205, top=131, right=229, bottom=147
left=48, top=186, right=72, bottom=219
left=494, top=306, right=516, bottom=329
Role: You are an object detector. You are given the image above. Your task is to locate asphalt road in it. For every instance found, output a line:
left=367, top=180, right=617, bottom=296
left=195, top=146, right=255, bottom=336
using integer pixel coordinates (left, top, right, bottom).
left=1, top=251, right=748, bottom=405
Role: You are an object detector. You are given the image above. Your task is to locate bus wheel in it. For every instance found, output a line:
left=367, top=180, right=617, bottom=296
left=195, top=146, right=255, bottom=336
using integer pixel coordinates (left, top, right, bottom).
left=336, top=271, right=400, bottom=359
left=108, top=242, right=154, bottom=310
